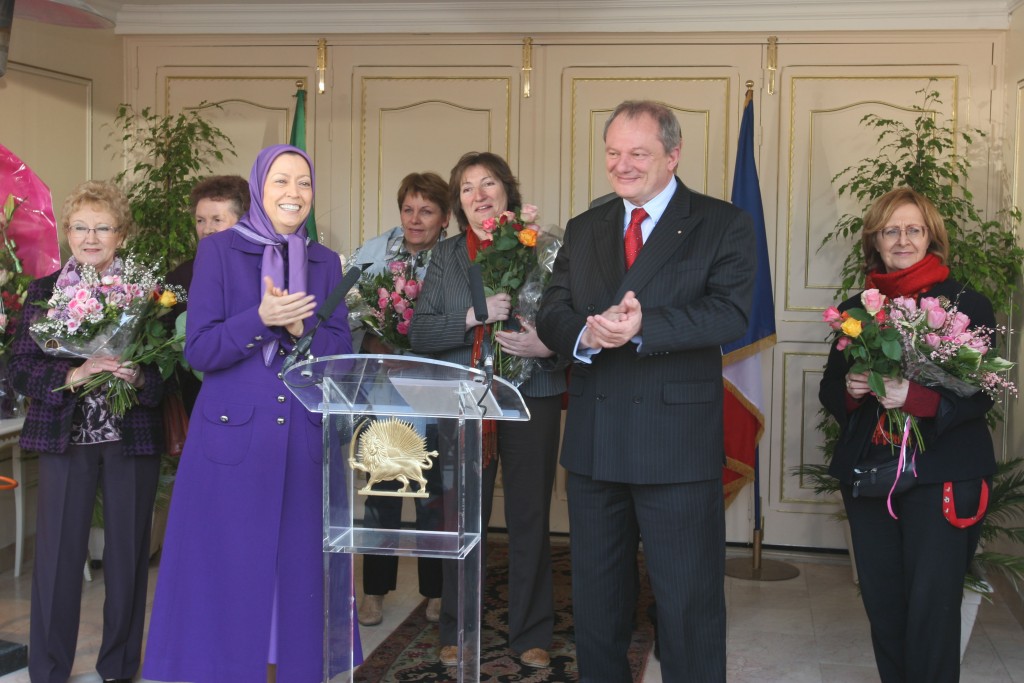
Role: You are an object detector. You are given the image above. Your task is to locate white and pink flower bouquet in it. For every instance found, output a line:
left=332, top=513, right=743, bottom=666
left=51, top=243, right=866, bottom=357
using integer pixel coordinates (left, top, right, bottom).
left=30, top=256, right=185, bottom=414
left=823, top=288, right=1016, bottom=450
left=351, top=260, right=420, bottom=352
left=885, top=294, right=1016, bottom=400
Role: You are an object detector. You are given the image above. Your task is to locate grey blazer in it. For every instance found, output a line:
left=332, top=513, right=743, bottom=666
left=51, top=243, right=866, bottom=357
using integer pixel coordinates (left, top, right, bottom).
left=536, top=179, right=756, bottom=484
left=408, top=232, right=566, bottom=398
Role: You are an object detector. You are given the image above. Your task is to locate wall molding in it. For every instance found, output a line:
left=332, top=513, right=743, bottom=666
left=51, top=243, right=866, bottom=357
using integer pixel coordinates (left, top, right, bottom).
left=110, top=0, right=1015, bottom=35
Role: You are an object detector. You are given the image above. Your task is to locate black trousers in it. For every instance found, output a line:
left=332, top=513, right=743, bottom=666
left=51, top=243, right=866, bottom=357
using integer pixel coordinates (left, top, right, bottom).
left=567, top=473, right=725, bottom=683
left=29, top=442, right=160, bottom=683
left=439, top=394, right=561, bottom=653
left=842, top=479, right=986, bottom=683
left=361, top=438, right=444, bottom=597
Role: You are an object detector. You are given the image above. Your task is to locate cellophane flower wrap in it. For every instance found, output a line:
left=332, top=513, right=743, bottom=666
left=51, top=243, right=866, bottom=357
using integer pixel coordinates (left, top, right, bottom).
left=473, top=203, right=563, bottom=385
left=823, top=288, right=1017, bottom=451
left=348, top=260, right=420, bottom=352
left=30, top=255, right=186, bottom=415
left=0, top=195, right=34, bottom=363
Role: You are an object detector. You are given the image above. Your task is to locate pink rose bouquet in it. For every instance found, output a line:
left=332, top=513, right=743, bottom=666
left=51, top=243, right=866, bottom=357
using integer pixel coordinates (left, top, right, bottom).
left=473, top=204, right=562, bottom=384
left=823, top=288, right=1016, bottom=451
left=353, top=260, right=420, bottom=352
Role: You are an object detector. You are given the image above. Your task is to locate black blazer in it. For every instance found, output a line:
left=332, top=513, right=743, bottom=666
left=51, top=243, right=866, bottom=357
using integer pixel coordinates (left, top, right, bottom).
left=536, top=179, right=756, bottom=484
left=819, top=279, right=997, bottom=485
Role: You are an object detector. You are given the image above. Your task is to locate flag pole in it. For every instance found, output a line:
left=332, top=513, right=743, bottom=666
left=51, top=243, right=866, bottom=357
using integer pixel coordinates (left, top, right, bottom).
left=722, top=81, right=798, bottom=582
left=725, top=446, right=799, bottom=581
left=289, top=81, right=319, bottom=244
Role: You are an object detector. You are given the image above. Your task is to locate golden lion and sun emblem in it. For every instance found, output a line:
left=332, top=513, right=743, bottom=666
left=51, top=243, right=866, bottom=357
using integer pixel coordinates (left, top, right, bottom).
left=348, top=418, right=439, bottom=498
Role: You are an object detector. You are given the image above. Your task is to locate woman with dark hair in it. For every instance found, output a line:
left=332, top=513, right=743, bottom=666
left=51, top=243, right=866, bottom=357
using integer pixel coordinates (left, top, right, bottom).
left=409, top=151, right=564, bottom=670
left=348, top=171, right=450, bottom=626
left=819, top=186, right=996, bottom=683
left=166, top=174, right=251, bottom=413
left=144, top=144, right=358, bottom=682
left=10, top=180, right=164, bottom=683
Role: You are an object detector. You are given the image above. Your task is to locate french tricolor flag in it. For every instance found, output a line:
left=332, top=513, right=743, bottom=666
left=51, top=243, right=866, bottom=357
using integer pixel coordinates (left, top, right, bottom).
left=722, top=95, right=777, bottom=508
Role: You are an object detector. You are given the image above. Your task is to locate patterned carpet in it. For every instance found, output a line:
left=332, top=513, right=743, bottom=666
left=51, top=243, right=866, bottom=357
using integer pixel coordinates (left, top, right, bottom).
left=353, top=543, right=655, bottom=682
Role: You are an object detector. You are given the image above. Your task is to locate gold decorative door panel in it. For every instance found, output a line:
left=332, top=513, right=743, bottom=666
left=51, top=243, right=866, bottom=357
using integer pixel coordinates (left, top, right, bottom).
left=777, top=70, right=968, bottom=317
left=128, top=42, right=326, bottom=239
left=350, top=65, right=519, bottom=254
left=764, top=346, right=852, bottom=547
left=0, top=63, right=91, bottom=227
left=769, top=40, right=995, bottom=549
left=559, top=66, right=746, bottom=221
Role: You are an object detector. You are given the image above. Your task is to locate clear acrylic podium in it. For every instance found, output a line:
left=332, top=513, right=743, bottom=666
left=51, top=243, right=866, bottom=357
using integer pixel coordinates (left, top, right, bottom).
left=283, top=354, right=530, bottom=682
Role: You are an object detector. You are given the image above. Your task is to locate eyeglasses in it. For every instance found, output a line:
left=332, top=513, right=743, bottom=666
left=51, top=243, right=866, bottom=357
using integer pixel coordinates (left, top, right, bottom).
left=879, top=225, right=927, bottom=242
left=69, top=224, right=119, bottom=237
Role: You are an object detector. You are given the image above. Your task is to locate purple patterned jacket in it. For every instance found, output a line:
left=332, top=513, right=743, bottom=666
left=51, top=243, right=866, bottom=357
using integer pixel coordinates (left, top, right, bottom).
left=9, top=272, right=165, bottom=455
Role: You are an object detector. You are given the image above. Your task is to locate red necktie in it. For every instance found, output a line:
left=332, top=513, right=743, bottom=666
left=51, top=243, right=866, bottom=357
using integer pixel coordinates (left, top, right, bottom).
left=624, top=207, right=648, bottom=269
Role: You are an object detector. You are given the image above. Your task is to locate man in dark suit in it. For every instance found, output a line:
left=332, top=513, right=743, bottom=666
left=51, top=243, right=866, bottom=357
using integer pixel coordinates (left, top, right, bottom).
left=537, top=100, right=756, bottom=682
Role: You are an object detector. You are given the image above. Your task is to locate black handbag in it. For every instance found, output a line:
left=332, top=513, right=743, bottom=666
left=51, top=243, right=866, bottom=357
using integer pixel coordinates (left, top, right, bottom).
left=851, top=444, right=917, bottom=499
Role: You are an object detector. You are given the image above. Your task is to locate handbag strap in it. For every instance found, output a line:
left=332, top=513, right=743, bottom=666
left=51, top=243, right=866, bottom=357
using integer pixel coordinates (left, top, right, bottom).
left=943, top=480, right=989, bottom=529
left=886, top=415, right=919, bottom=520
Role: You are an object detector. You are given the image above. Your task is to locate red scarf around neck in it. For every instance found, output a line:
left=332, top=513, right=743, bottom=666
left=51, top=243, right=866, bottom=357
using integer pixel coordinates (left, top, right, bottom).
left=864, top=253, right=949, bottom=300
left=465, top=229, right=498, bottom=467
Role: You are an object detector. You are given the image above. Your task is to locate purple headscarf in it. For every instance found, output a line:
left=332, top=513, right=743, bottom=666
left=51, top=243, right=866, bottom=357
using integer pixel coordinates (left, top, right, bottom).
left=233, top=144, right=314, bottom=365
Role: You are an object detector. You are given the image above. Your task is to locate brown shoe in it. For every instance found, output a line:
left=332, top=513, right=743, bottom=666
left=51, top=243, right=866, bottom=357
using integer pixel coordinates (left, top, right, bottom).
left=425, top=597, right=441, bottom=623
left=357, top=594, right=383, bottom=626
left=520, top=647, right=550, bottom=668
left=439, top=645, right=459, bottom=666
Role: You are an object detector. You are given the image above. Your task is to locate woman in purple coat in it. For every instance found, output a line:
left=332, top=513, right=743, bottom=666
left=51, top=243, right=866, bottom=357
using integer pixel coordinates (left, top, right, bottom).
left=143, top=145, right=358, bottom=682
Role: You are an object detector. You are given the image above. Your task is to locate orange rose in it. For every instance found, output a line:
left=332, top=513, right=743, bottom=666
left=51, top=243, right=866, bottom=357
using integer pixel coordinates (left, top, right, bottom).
left=517, top=228, right=537, bottom=247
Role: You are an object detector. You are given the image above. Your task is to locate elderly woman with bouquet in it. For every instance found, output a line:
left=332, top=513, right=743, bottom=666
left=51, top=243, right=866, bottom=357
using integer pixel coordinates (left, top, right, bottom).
left=9, top=180, right=166, bottom=683
left=819, top=186, right=1003, bottom=683
left=408, top=151, right=564, bottom=669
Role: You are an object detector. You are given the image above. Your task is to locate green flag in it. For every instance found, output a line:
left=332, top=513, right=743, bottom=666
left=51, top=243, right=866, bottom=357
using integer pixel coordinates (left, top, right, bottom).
left=289, top=88, right=318, bottom=243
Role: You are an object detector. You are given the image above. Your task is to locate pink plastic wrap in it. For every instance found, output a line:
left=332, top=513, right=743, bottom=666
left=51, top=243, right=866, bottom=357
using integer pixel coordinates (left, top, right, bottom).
left=0, top=143, right=61, bottom=278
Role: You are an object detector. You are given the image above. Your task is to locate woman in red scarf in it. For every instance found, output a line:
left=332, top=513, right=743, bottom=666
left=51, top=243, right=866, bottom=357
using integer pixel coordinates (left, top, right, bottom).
left=409, top=152, right=564, bottom=670
left=819, top=186, right=996, bottom=683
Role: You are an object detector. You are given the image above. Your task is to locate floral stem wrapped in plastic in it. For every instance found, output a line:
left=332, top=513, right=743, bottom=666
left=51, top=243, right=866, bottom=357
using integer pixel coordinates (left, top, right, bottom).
left=497, top=223, right=563, bottom=386
left=0, top=195, right=35, bottom=363
left=30, top=255, right=185, bottom=415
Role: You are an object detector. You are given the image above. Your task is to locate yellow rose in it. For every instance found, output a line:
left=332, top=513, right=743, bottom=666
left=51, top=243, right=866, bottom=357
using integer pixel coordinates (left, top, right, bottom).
left=840, top=317, right=862, bottom=338
left=517, top=228, right=537, bottom=247
left=158, top=290, right=178, bottom=308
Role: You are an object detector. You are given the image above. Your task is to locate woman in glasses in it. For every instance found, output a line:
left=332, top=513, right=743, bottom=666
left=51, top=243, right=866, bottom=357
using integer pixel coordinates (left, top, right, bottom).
left=9, top=180, right=164, bottom=683
left=819, top=186, right=997, bottom=683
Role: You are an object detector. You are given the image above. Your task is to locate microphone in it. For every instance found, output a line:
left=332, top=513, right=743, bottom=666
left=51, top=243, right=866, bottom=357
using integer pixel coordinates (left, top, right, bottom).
left=467, top=263, right=488, bottom=324
left=467, top=264, right=493, bottom=388
left=282, top=265, right=363, bottom=375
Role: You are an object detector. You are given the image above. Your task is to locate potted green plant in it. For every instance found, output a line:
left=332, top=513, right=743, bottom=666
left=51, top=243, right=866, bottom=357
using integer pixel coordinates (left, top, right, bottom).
left=111, top=103, right=235, bottom=271
left=822, top=85, right=1023, bottom=312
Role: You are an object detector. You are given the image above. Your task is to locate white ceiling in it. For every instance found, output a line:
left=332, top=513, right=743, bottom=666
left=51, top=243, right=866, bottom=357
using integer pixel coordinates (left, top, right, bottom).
left=72, top=0, right=1023, bottom=35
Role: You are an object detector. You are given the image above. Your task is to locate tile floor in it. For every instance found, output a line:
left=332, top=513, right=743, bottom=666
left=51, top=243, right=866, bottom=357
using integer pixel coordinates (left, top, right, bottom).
left=1, top=544, right=1023, bottom=682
